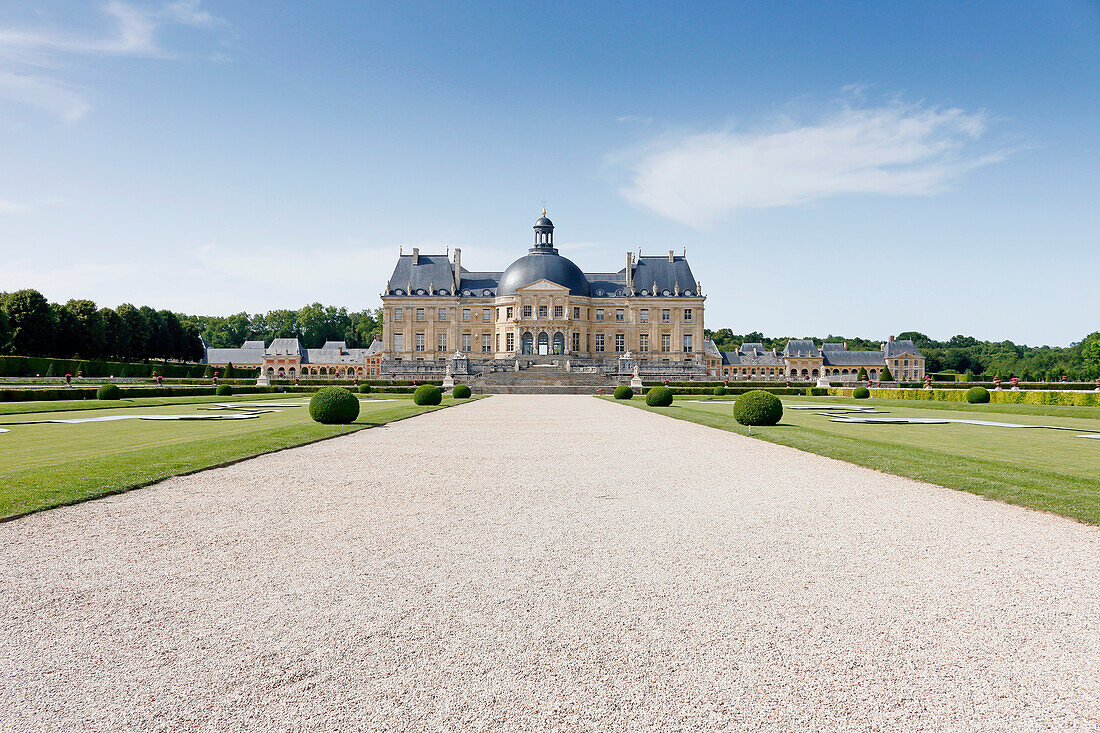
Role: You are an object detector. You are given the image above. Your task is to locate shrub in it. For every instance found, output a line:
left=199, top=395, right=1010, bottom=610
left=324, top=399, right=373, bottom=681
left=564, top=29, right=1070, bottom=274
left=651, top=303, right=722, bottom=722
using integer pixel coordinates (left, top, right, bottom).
left=215, top=384, right=233, bottom=396
left=453, top=384, right=472, bottom=399
left=96, top=383, right=121, bottom=400
left=966, top=386, right=991, bottom=404
left=713, top=386, right=727, bottom=396
left=853, top=386, right=870, bottom=399
left=805, top=387, right=828, bottom=396
left=412, top=384, right=442, bottom=406
left=613, top=385, right=634, bottom=400
left=734, top=390, right=783, bottom=426
left=857, top=367, right=868, bottom=381
left=308, top=386, right=360, bottom=424
left=880, top=367, right=894, bottom=382
left=645, top=385, right=673, bottom=407
left=358, top=384, right=372, bottom=394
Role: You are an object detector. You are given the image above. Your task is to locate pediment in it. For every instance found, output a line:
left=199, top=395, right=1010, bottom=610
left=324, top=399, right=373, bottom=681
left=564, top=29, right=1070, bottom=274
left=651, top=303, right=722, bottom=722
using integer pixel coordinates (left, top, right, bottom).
left=516, top=279, right=570, bottom=292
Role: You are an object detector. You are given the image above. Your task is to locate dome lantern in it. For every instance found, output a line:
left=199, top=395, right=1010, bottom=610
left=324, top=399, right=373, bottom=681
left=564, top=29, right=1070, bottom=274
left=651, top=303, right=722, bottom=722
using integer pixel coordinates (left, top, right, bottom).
left=533, top=208, right=555, bottom=250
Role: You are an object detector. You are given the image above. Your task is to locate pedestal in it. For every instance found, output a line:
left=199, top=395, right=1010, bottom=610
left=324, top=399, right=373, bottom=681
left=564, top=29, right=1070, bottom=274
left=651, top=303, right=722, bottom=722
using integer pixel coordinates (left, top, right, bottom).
left=255, top=373, right=270, bottom=386
left=442, top=372, right=455, bottom=391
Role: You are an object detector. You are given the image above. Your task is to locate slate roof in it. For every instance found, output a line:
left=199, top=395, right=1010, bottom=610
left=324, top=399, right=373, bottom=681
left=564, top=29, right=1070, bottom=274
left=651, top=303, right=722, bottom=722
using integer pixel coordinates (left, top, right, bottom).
left=720, top=344, right=783, bottom=366
left=703, top=340, right=722, bottom=359
left=386, top=253, right=457, bottom=296
left=268, top=338, right=302, bottom=356
left=822, top=350, right=887, bottom=367
left=630, top=256, right=698, bottom=297
left=883, top=339, right=923, bottom=358
left=321, top=341, right=347, bottom=351
left=203, top=348, right=264, bottom=365
left=782, top=339, right=821, bottom=358
left=821, top=342, right=846, bottom=352
left=242, top=340, right=265, bottom=349
left=457, top=271, right=502, bottom=298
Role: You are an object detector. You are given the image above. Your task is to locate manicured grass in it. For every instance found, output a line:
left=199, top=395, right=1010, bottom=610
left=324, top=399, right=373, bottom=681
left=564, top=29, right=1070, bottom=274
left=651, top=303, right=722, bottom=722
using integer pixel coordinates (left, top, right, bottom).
left=0, top=395, right=479, bottom=520
left=608, top=395, right=1100, bottom=524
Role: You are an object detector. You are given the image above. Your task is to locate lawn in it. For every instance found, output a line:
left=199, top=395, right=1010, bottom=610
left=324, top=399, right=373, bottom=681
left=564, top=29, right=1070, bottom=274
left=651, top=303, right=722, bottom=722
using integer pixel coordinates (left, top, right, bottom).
left=609, top=394, right=1100, bottom=524
left=0, top=394, right=478, bottom=520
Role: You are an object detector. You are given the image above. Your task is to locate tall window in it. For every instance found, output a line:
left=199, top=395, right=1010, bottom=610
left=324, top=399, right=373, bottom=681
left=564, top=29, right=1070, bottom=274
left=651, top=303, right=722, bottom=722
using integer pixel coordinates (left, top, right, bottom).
left=683, top=308, right=692, bottom=322
left=462, top=333, right=472, bottom=352
left=438, top=308, right=447, bottom=320
left=462, top=308, right=471, bottom=322
left=394, top=308, right=403, bottom=322
left=482, top=308, right=491, bottom=321
left=393, top=333, right=404, bottom=351
left=661, top=333, right=671, bottom=352
left=639, top=334, right=649, bottom=352
left=538, top=305, right=548, bottom=318
left=661, top=309, right=670, bottom=323
left=639, top=308, right=648, bottom=323
left=572, top=332, right=580, bottom=351
left=595, top=309, right=604, bottom=322
left=554, top=305, right=563, bottom=319
left=594, top=334, right=605, bottom=352
left=615, top=333, right=625, bottom=352
left=573, top=307, right=580, bottom=319
left=416, top=308, right=425, bottom=321
left=415, top=333, right=425, bottom=352
left=506, top=333, right=515, bottom=351
left=506, top=306, right=514, bottom=319
left=682, top=334, right=693, bottom=352
left=437, top=333, right=447, bottom=352
left=522, top=305, right=532, bottom=318
left=616, top=308, right=624, bottom=322
left=482, top=334, right=491, bottom=352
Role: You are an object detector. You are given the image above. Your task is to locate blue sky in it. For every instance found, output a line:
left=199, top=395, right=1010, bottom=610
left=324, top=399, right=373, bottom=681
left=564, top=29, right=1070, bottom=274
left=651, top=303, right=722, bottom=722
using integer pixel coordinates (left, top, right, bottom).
left=0, top=1, right=1097, bottom=345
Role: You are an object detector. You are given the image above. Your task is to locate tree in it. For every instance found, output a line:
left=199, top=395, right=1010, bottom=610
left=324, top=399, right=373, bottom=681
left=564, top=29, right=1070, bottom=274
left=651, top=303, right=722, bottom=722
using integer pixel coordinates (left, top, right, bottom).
left=0, top=308, right=10, bottom=352
left=1076, top=332, right=1100, bottom=379
left=115, top=304, right=151, bottom=361
left=97, top=307, right=124, bottom=359
left=881, top=366, right=894, bottom=382
left=857, top=367, right=868, bottom=381
left=2, top=289, right=54, bottom=356
left=63, top=299, right=105, bottom=358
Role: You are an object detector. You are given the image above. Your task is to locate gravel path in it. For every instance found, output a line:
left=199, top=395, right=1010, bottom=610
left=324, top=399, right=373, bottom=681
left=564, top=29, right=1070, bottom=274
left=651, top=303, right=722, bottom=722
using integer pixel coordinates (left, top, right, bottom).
left=2, top=395, right=1099, bottom=731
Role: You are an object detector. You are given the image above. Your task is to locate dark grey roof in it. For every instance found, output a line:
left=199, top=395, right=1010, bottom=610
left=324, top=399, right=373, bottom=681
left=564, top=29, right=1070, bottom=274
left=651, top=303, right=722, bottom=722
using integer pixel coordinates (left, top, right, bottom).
left=822, top=350, right=886, bottom=366
left=631, top=256, right=698, bottom=297
left=703, top=339, right=722, bottom=359
left=267, top=338, right=302, bottom=356
left=721, top=349, right=784, bottom=366
left=498, top=251, right=591, bottom=296
left=204, top=348, right=263, bottom=365
left=738, top=342, right=765, bottom=355
left=883, top=339, right=924, bottom=358
left=386, top=253, right=456, bottom=296
left=534, top=216, right=554, bottom=228
left=586, top=272, right=628, bottom=298
left=241, top=340, right=265, bottom=349
left=321, top=341, right=347, bottom=351
left=782, top=339, right=821, bottom=358
left=457, top=271, right=501, bottom=298
left=821, top=342, right=846, bottom=351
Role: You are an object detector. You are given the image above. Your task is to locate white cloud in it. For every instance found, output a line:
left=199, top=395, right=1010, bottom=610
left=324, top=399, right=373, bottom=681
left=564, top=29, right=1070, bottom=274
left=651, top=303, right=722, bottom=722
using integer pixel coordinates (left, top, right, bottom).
left=0, top=197, right=29, bottom=214
left=617, top=100, right=1008, bottom=227
left=0, top=70, right=89, bottom=121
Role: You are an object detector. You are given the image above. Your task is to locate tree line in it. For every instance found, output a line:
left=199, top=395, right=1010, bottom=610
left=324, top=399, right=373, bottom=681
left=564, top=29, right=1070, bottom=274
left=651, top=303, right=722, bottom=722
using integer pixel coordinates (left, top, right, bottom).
left=188, top=304, right=382, bottom=350
left=705, top=329, right=1100, bottom=381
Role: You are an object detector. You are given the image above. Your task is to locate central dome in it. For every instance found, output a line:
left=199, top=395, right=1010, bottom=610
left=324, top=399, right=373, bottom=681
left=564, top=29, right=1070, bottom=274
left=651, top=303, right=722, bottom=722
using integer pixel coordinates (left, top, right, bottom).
left=498, top=252, right=591, bottom=296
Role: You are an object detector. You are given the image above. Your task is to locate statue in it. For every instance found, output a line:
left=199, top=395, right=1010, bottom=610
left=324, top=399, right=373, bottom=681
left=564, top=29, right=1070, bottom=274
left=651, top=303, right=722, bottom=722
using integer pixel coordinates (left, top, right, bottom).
left=630, top=364, right=643, bottom=391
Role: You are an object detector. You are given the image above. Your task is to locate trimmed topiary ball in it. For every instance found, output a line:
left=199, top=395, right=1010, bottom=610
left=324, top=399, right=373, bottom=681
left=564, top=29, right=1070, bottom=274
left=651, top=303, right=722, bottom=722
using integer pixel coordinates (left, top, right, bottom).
left=966, top=386, right=991, bottom=404
left=853, top=386, right=870, bottom=399
left=96, top=383, right=121, bottom=400
left=215, top=384, right=233, bottom=396
left=412, top=384, right=442, bottom=406
left=713, top=386, right=728, bottom=396
left=309, top=386, right=360, bottom=424
left=613, top=385, right=634, bottom=400
left=734, top=390, right=783, bottom=426
left=645, top=385, right=674, bottom=407
left=358, top=384, right=371, bottom=394
left=453, top=384, right=471, bottom=399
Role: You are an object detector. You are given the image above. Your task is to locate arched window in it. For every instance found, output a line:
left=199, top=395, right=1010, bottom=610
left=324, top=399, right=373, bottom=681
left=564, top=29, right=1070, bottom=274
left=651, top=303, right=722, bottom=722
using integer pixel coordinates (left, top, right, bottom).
left=266, top=366, right=274, bottom=375
left=521, top=332, right=534, bottom=355
left=811, top=369, right=819, bottom=378
left=537, top=332, right=549, bottom=355
left=790, top=368, right=797, bottom=378
left=552, top=332, right=564, bottom=355
left=800, top=369, right=809, bottom=378
left=869, top=369, right=878, bottom=380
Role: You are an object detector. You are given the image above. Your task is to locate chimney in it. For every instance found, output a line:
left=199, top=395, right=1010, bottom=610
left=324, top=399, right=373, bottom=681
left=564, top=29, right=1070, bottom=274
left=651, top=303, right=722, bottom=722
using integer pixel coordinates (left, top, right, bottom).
left=412, top=247, right=419, bottom=265
left=625, top=251, right=633, bottom=289
left=668, top=250, right=674, bottom=263
left=889, top=335, right=895, bottom=342
left=453, top=248, right=461, bottom=290
left=844, top=341, right=848, bottom=349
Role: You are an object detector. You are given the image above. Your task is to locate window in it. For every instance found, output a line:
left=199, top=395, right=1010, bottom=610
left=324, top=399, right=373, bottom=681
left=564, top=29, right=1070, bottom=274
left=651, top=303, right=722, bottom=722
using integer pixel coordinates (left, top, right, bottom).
left=523, top=305, right=532, bottom=318
left=554, top=305, right=563, bottom=319
left=682, top=334, right=693, bottom=352
left=661, top=333, right=671, bottom=352
left=482, top=334, right=491, bottom=352
left=415, top=333, right=425, bottom=352
left=573, top=307, right=580, bottom=319
left=416, top=308, right=425, bottom=321
left=506, top=333, right=515, bottom=351
left=393, top=333, right=404, bottom=351
left=594, top=334, right=605, bottom=352
left=394, top=308, right=403, bottom=322
left=538, top=305, right=548, bottom=318
left=684, top=308, right=693, bottom=322
left=639, top=308, right=648, bottom=323
left=615, top=333, right=625, bottom=352
left=438, top=308, right=447, bottom=321
left=437, top=333, right=447, bottom=353
left=482, top=308, right=491, bottom=322
left=596, top=309, right=604, bottom=322
left=616, top=308, right=624, bottom=322
left=572, top=332, right=580, bottom=351
left=661, top=309, right=671, bottom=323
left=639, top=334, right=649, bottom=352
left=461, top=333, right=472, bottom=352
left=506, top=306, right=514, bottom=319
left=462, top=308, right=471, bottom=322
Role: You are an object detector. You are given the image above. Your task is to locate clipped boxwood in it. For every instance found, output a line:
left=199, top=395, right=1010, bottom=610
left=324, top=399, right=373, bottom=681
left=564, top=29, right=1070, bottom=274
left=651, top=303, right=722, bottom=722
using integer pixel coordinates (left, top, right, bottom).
left=412, top=384, right=442, bottom=406
left=966, top=386, right=991, bottom=404
left=453, top=384, right=471, bottom=399
left=358, top=384, right=372, bottom=394
left=309, top=386, right=360, bottom=424
left=613, top=385, right=634, bottom=400
left=215, top=384, right=233, bottom=396
left=852, top=386, right=870, bottom=399
left=734, top=390, right=783, bottom=426
left=96, top=383, right=121, bottom=400
left=713, top=386, right=727, bottom=396
left=645, top=385, right=674, bottom=407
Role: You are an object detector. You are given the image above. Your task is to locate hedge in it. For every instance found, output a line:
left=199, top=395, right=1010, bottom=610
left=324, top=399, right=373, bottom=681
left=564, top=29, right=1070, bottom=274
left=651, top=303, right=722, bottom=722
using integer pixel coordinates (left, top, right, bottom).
left=0, top=355, right=257, bottom=379
left=827, top=387, right=1100, bottom=407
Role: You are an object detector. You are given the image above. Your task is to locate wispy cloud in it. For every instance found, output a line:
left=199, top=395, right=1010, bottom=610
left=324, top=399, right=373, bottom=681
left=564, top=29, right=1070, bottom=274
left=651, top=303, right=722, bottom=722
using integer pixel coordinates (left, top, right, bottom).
left=0, top=198, right=30, bottom=214
left=0, top=1, right=226, bottom=120
left=616, top=98, right=1009, bottom=227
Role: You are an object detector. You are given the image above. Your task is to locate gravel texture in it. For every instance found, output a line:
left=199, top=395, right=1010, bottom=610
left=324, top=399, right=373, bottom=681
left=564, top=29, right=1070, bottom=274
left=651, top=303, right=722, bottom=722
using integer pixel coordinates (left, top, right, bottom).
left=2, top=394, right=1099, bottom=731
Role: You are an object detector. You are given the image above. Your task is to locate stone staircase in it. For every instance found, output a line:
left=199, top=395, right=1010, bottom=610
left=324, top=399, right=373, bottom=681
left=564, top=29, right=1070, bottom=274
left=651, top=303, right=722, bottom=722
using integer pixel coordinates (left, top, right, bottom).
left=473, top=364, right=622, bottom=394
